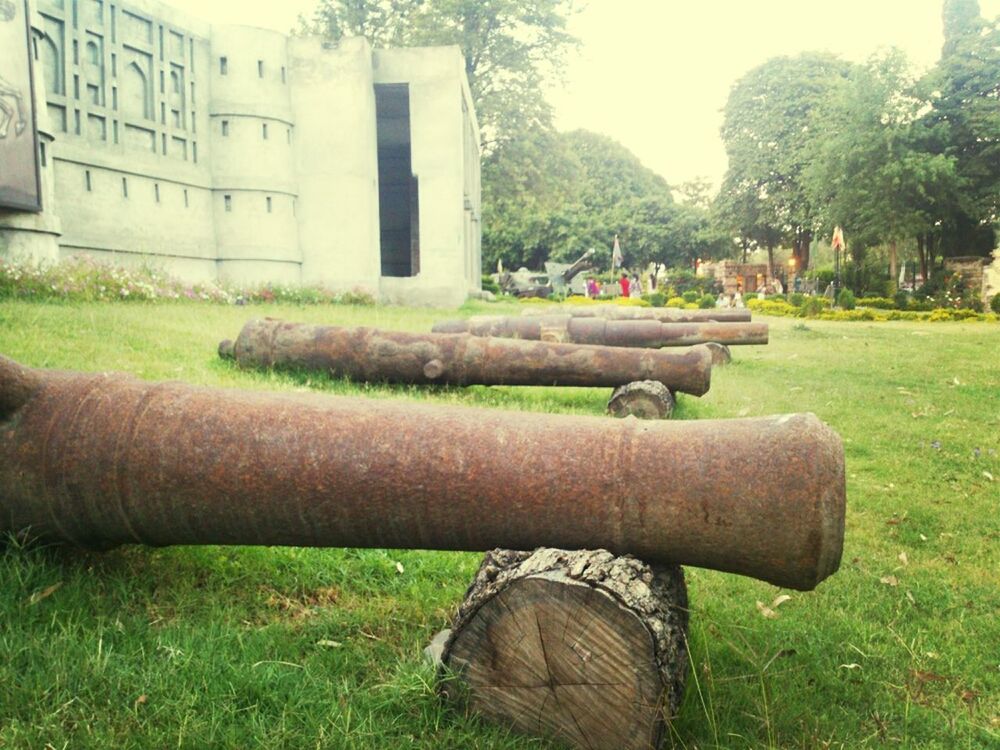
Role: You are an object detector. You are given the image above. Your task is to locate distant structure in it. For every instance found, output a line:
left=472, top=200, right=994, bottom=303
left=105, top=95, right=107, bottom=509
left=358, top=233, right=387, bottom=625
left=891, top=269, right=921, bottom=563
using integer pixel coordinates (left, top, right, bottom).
left=0, top=0, right=482, bottom=306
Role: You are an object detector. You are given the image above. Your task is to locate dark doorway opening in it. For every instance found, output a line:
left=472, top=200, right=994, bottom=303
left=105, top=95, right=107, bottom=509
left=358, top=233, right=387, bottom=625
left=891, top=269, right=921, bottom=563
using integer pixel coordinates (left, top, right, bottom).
left=375, top=84, right=419, bottom=277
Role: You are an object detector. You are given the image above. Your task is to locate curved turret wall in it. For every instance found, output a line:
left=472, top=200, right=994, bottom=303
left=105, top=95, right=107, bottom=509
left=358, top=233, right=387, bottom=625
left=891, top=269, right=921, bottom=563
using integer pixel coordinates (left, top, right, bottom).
left=209, top=25, right=299, bottom=285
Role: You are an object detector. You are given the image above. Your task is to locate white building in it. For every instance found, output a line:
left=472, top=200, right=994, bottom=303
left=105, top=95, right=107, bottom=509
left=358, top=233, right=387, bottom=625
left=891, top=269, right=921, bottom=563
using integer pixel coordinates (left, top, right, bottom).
left=0, top=0, right=482, bottom=306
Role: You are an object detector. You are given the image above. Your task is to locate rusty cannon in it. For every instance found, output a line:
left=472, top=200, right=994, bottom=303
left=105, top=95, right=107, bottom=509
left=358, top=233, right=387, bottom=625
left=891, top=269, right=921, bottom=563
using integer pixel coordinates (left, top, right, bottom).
left=217, top=318, right=713, bottom=397
left=0, top=354, right=844, bottom=590
left=521, top=305, right=752, bottom=323
left=432, top=314, right=768, bottom=348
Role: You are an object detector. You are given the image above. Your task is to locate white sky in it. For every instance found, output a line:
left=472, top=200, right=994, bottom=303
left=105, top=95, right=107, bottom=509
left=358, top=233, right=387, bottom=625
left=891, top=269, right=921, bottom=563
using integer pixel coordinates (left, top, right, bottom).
left=169, top=0, right=1000, bottom=189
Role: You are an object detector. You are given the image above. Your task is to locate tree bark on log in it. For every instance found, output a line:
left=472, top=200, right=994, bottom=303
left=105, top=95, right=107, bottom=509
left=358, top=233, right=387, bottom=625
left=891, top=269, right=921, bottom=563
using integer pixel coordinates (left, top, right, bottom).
left=437, top=548, right=689, bottom=750
left=607, top=380, right=675, bottom=420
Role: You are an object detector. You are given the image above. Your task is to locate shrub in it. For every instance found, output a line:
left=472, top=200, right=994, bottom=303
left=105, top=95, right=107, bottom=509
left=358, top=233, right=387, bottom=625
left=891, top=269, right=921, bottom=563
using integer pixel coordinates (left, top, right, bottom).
left=698, top=294, right=716, bottom=309
left=747, top=298, right=798, bottom=316
left=481, top=274, right=500, bottom=295
left=337, top=287, right=377, bottom=306
left=667, top=269, right=701, bottom=295
left=612, top=296, right=651, bottom=307
left=0, top=254, right=386, bottom=306
left=646, top=291, right=667, bottom=308
left=681, top=290, right=700, bottom=304
left=837, top=288, right=856, bottom=310
left=801, top=297, right=826, bottom=317
left=789, top=292, right=806, bottom=307
left=856, top=296, right=895, bottom=310
left=666, top=296, right=685, bottom=308
left=893, top=290, right=909, bottom=310
left=992, top=293, right=1000, bottom=315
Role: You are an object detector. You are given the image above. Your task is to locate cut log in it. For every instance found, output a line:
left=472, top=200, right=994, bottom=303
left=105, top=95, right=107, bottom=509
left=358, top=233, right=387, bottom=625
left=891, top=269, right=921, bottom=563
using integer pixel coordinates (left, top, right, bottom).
left=607, top=380, right=675, bottom=420
left=704, top=342, right=732, bottom=365
left=438, top=548, right=688, bottom=750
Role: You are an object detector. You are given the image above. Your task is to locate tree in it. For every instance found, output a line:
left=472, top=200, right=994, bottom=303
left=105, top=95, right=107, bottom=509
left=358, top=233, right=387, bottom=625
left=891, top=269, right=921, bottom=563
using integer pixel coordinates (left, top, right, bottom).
left=718, top=53, right=855, bottom=271
left=303, top=0, right=578, bottom=151
left=923, top=1, right=1000, bottom=256
left=481, top=130, right=676, bottom=271
left=804, top=50, right=962, bottom=286
left=299, top=0, right=423, bottom=47
left=942, top=0, right=983, bottom=56
left=411, top=0, right=577, bottom=150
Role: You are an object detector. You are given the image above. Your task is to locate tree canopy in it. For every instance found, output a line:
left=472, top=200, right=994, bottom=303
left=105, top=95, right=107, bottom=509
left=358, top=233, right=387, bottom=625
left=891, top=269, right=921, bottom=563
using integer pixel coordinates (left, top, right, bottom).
left=715, top=1, right=999, bottom=280
left=300, top=0, right=577, bottom=150
left=716, top=53, right=855, bottom=272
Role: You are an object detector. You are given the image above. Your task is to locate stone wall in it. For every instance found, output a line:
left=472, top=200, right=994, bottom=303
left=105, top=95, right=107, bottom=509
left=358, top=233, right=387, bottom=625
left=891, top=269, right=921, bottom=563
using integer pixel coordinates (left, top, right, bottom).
left=0, top=0, right=482, bottom=306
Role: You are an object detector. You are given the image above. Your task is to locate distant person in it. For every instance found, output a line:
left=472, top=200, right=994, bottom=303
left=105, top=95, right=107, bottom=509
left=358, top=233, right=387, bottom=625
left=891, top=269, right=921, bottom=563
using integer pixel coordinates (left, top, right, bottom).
left=733, top=289, right=744, bottom=308
left=794, top=276, right=803, bottom=293
left=630, top=274, right=642, bottom=298
left=716, top=293, right=727, bottom=308
left=586, top=277, right=599, bottom=298
left=774, top=277, right=784, bottom=295
left=619, top=273, right=630, bottom=298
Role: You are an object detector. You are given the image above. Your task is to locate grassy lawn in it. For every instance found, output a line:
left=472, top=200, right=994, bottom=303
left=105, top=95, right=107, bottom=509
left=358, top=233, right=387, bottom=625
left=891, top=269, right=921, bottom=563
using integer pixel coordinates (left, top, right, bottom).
left=0, top=299, right=998, bottom=749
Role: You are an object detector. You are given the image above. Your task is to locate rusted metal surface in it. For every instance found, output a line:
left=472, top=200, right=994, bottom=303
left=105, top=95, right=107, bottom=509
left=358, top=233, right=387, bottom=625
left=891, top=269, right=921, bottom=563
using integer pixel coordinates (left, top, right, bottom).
left=432, top=315, right=768, bottom=348
left=0, top=354, right=844, bottom=590
left=521, top=305, right=752, bottom=323
left=219, top=318, right=712, bottom=396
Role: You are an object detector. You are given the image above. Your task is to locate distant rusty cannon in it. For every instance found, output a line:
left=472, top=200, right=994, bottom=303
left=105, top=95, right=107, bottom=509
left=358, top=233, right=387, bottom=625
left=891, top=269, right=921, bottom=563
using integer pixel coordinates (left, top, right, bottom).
left=432, top=314, right=768, bottom=348
left=0, top=354, right=844, bottom=590
left=217, top=318, right=712, bottom=398
left=521, top=305, right=752, bottom=323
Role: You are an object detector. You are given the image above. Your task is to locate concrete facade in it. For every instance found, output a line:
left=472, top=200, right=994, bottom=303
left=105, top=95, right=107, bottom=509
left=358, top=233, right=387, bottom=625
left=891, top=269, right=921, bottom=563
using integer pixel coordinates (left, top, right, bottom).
left=0, top=0, right=482, bottom=306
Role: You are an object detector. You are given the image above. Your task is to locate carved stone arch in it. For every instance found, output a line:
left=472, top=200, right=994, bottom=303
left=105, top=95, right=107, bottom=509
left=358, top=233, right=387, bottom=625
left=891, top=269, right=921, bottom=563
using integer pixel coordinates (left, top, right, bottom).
left=86, top=40, right=100, bottom=66
left=39, top=33, right=62, bottom=96
left=123, top=61, right=151, bottom=120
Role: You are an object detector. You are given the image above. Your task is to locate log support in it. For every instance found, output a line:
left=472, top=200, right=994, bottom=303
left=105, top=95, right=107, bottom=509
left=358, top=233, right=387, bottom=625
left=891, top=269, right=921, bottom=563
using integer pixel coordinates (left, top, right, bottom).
left=607, top=380, right=675, bottom=420
left=434, top=548, right=689, bottom=750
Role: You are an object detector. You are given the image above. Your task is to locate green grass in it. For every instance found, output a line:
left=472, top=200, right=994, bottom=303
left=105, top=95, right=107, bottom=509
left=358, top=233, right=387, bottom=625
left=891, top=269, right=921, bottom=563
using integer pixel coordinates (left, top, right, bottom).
left=1, top=300, right=998, bottom=749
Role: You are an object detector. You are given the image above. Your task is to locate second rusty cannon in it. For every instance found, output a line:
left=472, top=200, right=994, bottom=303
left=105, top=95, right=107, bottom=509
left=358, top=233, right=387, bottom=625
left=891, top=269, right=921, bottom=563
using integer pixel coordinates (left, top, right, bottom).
left=219, top=318, right=714, bottom=417
left=432, top=314, right=768, bottom=348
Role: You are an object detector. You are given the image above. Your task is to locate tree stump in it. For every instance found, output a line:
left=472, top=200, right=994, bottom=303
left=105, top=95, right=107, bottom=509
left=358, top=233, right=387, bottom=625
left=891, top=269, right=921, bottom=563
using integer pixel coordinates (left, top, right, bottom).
left=607, top=380, right=675, bottom=420
left=704, top=342, right=732, bottom=366
left=437, top=548, right=689, bottom=750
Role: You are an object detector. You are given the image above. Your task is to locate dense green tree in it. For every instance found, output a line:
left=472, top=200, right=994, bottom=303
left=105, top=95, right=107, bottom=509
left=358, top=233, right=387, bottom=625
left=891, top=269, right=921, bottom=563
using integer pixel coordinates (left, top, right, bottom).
left=923, top=2, right=999, bottom=256
left=717, top=53, right=855, bottom=271
left=942, top=0, right=983, bottom=56
left=481, top=130, right=676, bottom=271
left=411, top=0, right=577, bottom=150
left=804, top=50, right=962, bottom=285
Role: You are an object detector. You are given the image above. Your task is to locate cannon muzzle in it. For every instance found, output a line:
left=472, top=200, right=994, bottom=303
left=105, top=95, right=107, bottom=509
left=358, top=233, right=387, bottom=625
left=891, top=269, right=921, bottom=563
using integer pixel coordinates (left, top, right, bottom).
left=432, top=315, right=768, bottom=348
left=218, top=319, right=713, bottom=395
left=0, top=355, right=844, bottom=590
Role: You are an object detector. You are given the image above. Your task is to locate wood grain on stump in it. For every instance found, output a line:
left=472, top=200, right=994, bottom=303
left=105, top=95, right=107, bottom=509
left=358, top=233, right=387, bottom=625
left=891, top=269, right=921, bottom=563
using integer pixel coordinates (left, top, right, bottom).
left=607, top=380, right=675, bottom=420
left=440, top=549, right=688, bottom=750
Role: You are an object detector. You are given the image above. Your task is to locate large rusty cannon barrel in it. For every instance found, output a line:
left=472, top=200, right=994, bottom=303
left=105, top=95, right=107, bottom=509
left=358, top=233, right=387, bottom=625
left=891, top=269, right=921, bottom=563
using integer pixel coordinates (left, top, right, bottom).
left=0, top=355, right=844, bottom=590
left=432, top=314, right=769, bottom=348
left=218, top=318, right=713, bottom=396
left=521, top=305, right=752, bottom=323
